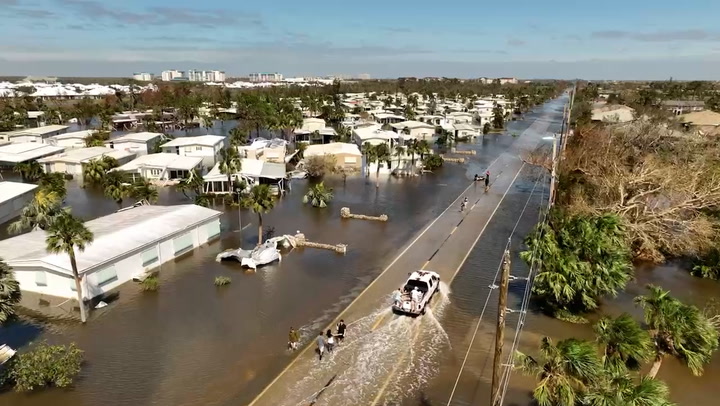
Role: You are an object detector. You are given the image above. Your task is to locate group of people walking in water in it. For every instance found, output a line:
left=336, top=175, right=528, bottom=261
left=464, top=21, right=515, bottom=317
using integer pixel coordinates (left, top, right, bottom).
left=288, top=320, right=348, bottom=361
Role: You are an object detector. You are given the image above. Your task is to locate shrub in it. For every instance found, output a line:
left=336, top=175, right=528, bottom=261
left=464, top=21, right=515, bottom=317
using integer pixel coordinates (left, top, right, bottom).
left=141, top=275, right=159, bottom=291
left=214, top=276, right=232, bottom=286
left=304, top=155, right=338, bottom=178
left=422, top=154, right=443, bottom=171
left=3, top=342, right=83, bottom=392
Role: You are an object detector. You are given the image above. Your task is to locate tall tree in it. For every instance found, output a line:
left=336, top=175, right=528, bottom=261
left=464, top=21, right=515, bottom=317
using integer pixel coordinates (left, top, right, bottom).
left=218, top=147, right=242, bottom=195
left=516, top=337, right=602, bottom=406
left=45, top=213, right=94, bottom=323
left=373, top=143, right=391, bottom=188
left=0, top=258, right=22, bottom=324
left=103, top=171, right=131, bottom=208
left=8, top=189, right=67, bottom=234
left=241, top=184, right=276, bottom=246
left=594, top=314, right=653, bottom=374
left=13, top=160, right=44, bottom=182
left=130, top=177, right=159, bottom=204
left=82, top=155, right=118, bottom=187
left=635, top=285, right=719, bottom=378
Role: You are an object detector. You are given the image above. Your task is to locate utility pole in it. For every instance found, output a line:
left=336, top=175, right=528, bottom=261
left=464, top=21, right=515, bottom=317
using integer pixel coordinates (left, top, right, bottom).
left=492, top=248, right=511, bottom=405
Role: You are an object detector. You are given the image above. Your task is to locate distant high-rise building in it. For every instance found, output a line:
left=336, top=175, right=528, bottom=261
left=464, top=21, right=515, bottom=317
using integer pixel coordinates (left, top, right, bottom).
left=357, top=73, right=371, bottom=80
left=248, top=72, right=283, bottom=82
left=161, top=70, right=184, bottom=81
left=132, top=72, right=153, bottom=81
left=186, top=70, right=226, bottom=82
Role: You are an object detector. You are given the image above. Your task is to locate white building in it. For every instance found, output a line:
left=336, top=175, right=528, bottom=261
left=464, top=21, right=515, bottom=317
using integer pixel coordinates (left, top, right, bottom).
left=38, top=147, right=136, bottom=178
left=0, top=143, right=65, bottom=167
left=113, top=153, right=204, bottom=181
left=304, top=142, right=362, bottom=171
left=372, top=112, right=405, bottom=124
left=248, top=73, right=283, bottom=82
left=160, top=135, right=226, bottom=167
left=186, top=70, right=226, bottom=82
left=0, top=181, right=38, bottom=224
left=0, top=204, right=223, bottom=301
left=237, top=138, right=288, bottom=163
left=591, top=105, right=636, bottom=123
left=390, top=120, right=436, bottom=142
left=46, top=130, right=97, bottom=149
left=0, top=125, right=69, bottom=144
left=203, top=158, right=287, bottom=195
left=106, top=132, right=163, bottom=156
left=352, top=123, right=399, bottom=147
left=453, top=123, right=481, bottom=139
left=132, top=72, right=153, bottom=82
left=161, top=70, right=184, bottom=81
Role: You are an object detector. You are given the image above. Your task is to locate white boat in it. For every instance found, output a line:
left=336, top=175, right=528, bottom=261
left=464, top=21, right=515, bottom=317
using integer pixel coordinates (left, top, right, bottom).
left=0, top=344, right=16, bottom=365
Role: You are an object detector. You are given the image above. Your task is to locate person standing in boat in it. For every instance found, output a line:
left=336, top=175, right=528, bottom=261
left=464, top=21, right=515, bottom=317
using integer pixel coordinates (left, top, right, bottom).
left=288, top=327, right=300, bottom=350
left=336, top=320, right=347, bottom=343
left=316, top=332, right=326, bottom=360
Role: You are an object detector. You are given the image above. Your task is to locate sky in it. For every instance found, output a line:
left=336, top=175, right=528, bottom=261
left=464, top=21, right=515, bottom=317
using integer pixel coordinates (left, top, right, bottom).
left=1, top=0, right=720, bottom=80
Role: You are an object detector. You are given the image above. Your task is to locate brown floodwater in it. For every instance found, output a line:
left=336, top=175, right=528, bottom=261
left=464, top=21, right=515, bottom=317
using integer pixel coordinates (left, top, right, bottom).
left=0, top=115, right=532, bottom=406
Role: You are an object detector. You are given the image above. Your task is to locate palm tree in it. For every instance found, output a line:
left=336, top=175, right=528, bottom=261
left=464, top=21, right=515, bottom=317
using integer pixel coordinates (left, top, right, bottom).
left=0, top=258, right=22, bottom=324
left=176, top=169, right=205, bottom=199
left=38, top=172, right=67, bottom=200
left=8, top=189, right=67, bottom=234
left=131, top=177, right=158, bottom=204
left=83, top=156, right=118, bottom=187
left=515, top=337, right=602, bottom=406
left=229, top=126, right=249, bottom=147
left=303, top=182, right=333, bottom=208
left=103, top=171, right=131, bottom=208
left=241, top=184, right=276, bottom=246
left=218, top=147, right=241, bottom=195
left=45, top=213, right=94, bottom=323
left=584, top=373, right=675, bottom=406
left=594, top=314, right=653, bottom=374
left=361, top=142, right=374, bottom=177
left=202, top=115, right=215, bottom=134
left=416, top=140, right=431, bottom=161
left=394, top=145, right=405, bottom=171
left=13, top=160, right=43, bottom=182
left=373, top=143, right=391, bottom=188
left=635, top=285, right=719, bottom=378
left=406, top=139, right=419, bottom=168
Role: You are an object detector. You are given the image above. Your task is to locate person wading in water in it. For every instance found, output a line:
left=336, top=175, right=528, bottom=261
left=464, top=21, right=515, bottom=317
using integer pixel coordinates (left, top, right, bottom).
left=484, top=170, right=490, bottom=192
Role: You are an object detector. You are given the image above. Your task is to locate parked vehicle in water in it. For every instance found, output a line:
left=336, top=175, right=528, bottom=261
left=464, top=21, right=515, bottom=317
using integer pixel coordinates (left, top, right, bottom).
left=392, top=270, right=440, bottom=316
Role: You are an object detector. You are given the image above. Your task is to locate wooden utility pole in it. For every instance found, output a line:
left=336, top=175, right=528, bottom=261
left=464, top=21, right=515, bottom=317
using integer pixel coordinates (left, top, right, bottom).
left=491, top=248, right=511, bottom=405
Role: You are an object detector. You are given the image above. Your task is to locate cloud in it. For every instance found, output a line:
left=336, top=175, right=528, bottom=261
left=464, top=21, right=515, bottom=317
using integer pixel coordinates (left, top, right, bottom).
left=382, top=27, right=414, bottom=34
left=55, top=0, right=263, bottom=27
left=507, top=38, right=526, bottom=46
left=592, top=29, right=720, bottom=42
left=12, top=8, right=56, bottom=18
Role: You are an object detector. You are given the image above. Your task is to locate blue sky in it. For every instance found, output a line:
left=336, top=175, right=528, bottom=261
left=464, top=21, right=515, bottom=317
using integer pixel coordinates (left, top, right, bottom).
left=1, top=0, right=720, bottom=79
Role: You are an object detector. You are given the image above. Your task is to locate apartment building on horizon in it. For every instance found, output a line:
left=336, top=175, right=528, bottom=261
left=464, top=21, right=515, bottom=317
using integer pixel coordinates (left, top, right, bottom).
left=248, top=72, right=283, bottom=82
left=132, top=72, right=153, bottom=81
left=159, top=70, right=226, bottom=82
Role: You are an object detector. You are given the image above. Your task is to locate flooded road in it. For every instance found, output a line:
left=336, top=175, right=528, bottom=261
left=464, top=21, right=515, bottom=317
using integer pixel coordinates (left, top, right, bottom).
left=0, top=115, right=531, bottom=406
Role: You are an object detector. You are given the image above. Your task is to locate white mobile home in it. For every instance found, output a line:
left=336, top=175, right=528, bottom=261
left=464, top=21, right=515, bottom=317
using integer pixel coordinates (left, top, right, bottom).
left=0, top=142, right=65, bottom=167
left=204, top=158, right=287, bottom=195
left=0, top=125, right=69, bottom=144
left=113, top=153, right=203, bottom=181
left=38, top=147, right=136, bottom=178
left=46, top=130, right=96, bottom=149
left=107, top=132, right=163, bottom=156
left=352, top=124, right=399, bottom=147
left=390, top=120, right=436, bottom=142
left=0, top=181, right=38, bottom=224
left=0, top=204, right=223, bottom=301
left=160, top=135, right=226, bottom=167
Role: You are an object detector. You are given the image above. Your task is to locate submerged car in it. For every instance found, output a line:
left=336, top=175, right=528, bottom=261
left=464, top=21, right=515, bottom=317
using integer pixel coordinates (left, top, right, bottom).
left=391, top=270, right=440, bottom=316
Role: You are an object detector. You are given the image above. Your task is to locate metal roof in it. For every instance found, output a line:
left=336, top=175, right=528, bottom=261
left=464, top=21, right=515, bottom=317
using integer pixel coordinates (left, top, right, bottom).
left=37, top=147, right=135, bottom=164
left=0, top=142, right=65, bottom=164
left=0, top=204, right=222, bottom=274
left=0, top=125, right=68, bottom=137
left=205, top=158, right=286, bottom=180
left=111, top=132, right=163, bottom=143
left=0, top=181, right=38, bottom=205
left=160, top=135, right=225, bottom=148
left=114, top=153, right=202, bottom=171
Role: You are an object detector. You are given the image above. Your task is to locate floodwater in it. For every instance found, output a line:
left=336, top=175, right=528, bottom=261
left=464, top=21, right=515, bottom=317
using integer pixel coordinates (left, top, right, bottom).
left=2, top=101, right=718, bottom=406
left=0, top=114, right=532, bottom=406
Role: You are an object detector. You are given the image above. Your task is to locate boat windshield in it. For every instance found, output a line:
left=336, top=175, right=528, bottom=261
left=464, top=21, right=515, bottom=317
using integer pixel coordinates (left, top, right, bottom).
left=404, top=279, right=429, bottom=292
